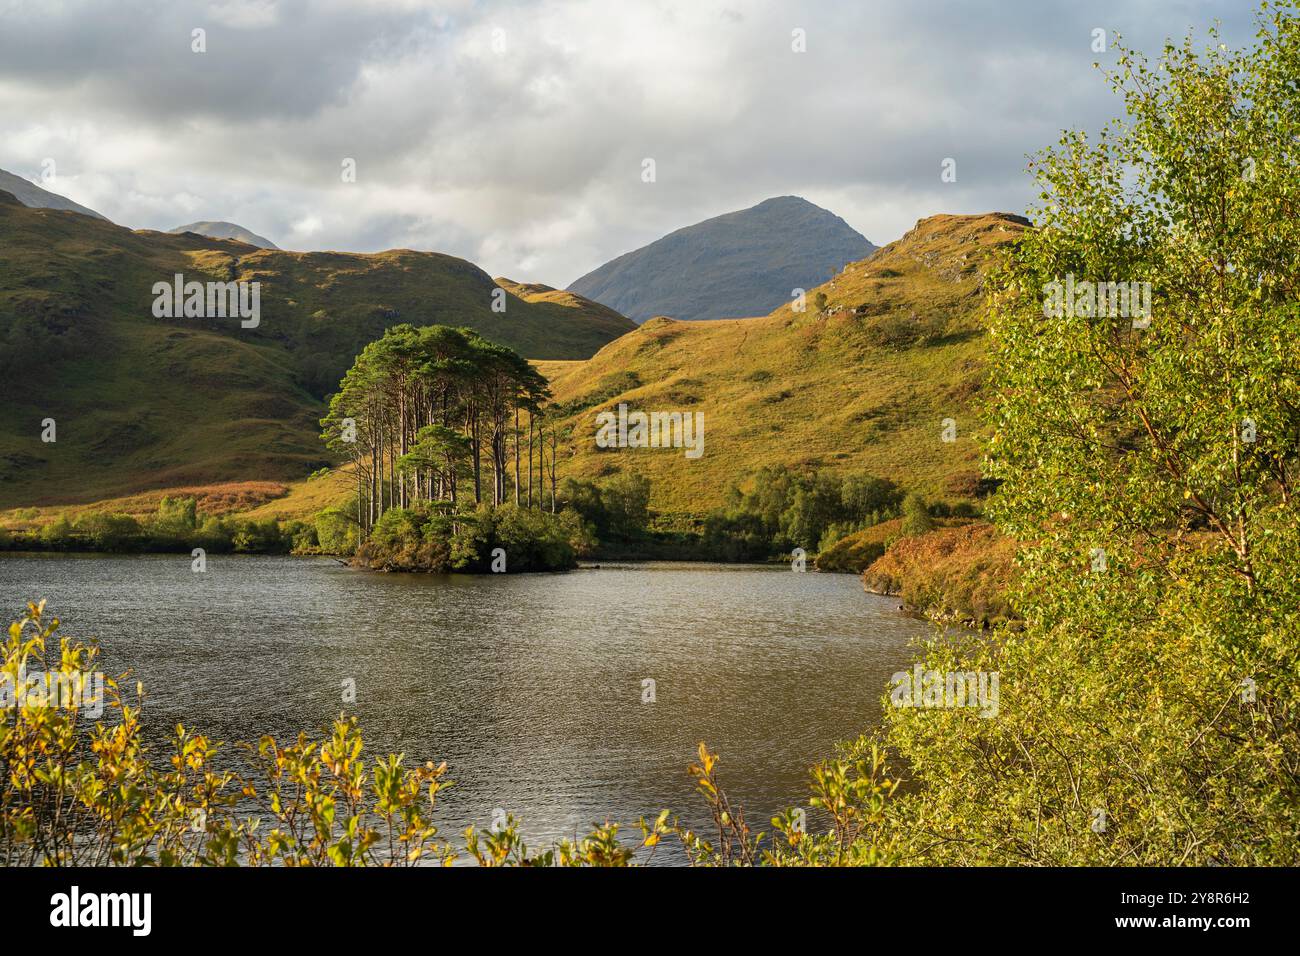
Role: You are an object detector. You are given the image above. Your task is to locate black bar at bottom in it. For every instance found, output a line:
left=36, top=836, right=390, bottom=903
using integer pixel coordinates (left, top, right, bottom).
left=1, top=865, right=1282, bottom=941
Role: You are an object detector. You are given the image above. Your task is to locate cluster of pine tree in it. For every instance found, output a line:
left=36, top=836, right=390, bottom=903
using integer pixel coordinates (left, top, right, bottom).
left=320, top=324, right=568, bottom=536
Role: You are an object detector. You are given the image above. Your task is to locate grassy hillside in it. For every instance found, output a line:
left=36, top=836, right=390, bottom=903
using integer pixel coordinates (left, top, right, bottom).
left=494, top=278, right=630, bottom=326
left=545, top=212, right=1029, bottom=518
left=0, top=192, right=633, bottom=507
left=0, top=469, right=355, bottom=532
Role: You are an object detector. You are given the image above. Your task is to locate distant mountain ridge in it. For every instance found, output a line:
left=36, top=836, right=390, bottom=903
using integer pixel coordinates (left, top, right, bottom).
left=568, top=196, right=876, bottom=323
left=169, top=220, right=279, bottom=249
left=0, top=167, right=108, bottom=221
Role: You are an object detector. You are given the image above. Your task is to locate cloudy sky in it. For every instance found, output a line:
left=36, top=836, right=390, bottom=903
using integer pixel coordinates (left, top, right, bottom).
left=0, top=0, right=1259, bottom=286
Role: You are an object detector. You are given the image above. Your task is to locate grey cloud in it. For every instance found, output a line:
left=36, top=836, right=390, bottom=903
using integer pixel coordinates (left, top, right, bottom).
left=0, top=0, right=1262, bottom=287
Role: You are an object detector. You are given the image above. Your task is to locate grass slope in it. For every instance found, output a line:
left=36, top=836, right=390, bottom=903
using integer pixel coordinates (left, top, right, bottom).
left=545, top=213, right=1029, bottom=519
left=0, top=192, right=633, bottom=507
left=0, top=470, right=355, bottom=534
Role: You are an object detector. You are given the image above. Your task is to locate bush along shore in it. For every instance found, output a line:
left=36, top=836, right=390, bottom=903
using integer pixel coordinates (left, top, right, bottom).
left=857, top=521, right=1018, bottom=629
left=1, top=476, right=1003, bottom=596
left=354, top=502, right=586, bottom=573
left=0, top=497, right=320, bottom=556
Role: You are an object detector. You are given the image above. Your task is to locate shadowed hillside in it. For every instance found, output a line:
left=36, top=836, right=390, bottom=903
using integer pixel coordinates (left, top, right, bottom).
left=545, top=212, right=1029, bottom=518
left=0, top=191, right=634, bottom=506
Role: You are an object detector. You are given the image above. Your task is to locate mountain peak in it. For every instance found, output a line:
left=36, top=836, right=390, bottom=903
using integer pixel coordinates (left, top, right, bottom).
left=169, top=220, right=279, bottom=249
left=753, top=194, right=818, bottom=208
left=568, top=197, right=875, bottom=323
left=0, top=168, right=109, bottom=221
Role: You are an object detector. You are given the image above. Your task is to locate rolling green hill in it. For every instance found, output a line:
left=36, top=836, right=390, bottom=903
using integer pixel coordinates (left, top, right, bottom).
left=542, top=212, right=1029, bottom=518
left=0, top=190, right=634, bottom=506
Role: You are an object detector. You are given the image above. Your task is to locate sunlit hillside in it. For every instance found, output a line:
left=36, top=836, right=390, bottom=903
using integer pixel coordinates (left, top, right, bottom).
left=542, top=213, right=1029, bottom=516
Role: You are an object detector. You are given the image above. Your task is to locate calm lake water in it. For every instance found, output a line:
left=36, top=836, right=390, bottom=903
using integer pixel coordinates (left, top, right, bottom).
left=0, top=554, right=930, bottom=862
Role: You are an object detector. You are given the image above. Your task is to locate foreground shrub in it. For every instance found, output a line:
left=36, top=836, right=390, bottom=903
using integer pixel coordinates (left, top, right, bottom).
left=876, top=6, right=1300, bottom=866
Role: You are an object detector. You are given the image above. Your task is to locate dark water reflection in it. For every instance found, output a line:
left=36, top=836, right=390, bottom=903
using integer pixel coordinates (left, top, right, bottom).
left=0, top=554, right=930, bottom=863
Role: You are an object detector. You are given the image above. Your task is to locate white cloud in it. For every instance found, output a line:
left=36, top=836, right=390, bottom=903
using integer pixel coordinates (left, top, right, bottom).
left=290, top=214, right=324, bottom=237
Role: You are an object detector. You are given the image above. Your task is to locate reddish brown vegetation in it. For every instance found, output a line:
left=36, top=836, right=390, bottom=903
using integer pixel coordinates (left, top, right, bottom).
left=861, top=522, right=1018, bottom=627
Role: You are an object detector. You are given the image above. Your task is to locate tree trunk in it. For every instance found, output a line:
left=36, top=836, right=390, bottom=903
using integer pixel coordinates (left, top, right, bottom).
left=513, top=406, right=521, bottom=505
left=471, top=416, right=482, bottom=505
